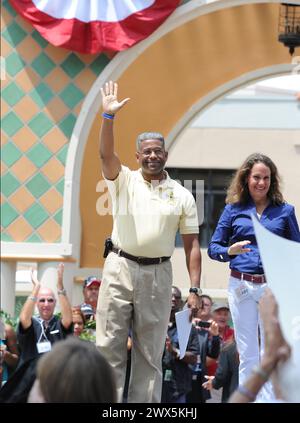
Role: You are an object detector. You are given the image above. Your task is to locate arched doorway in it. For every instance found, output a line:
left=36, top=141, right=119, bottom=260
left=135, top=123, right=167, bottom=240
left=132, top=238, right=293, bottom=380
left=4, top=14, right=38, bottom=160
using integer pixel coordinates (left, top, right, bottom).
left=62, top=1, right=298, bottom=272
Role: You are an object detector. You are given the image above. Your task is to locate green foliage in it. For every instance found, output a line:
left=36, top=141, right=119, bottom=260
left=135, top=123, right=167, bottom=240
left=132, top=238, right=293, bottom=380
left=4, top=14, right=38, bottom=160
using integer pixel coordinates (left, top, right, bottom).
left=79, top=318, right=96, bottom=342
left=79, top=329, right=96, bottom=343
left=84, top=319, right=96, bottom=330
left=54, top=311, right=62, bottom=320
left=0, top=310, right=18, bottom=330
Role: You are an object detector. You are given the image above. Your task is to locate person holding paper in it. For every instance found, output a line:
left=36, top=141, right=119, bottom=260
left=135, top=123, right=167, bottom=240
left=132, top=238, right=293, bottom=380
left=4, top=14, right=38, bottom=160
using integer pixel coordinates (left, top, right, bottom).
left=208, top=153, right=300, bottom=401
left=97, top=81, right=202, bottom=403
left=162, top=286, right=199, bottom=403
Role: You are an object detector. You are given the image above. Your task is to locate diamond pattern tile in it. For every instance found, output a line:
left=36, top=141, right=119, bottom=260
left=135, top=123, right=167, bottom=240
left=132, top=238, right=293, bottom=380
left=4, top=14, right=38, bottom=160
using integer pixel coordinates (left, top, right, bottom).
left=2, top=21, right=27, bottom=47
left=58, top=114, right=76, bottom=138
left=61, top=53, right=85, bottom=78
left=6, top=216, right=32, bottom=242
left=1, top=38, right=12, bottom=58
left=5, top=52, right=25, bottom=77
left=59, top=83, right=84, bottom=109
left=13, top=127, right=38, bottom=152
left=44, top=44, right=69, bottom=64
left=32, top=52, right=56, bottom=78
left=45, top=97, right=69, bottom=122
left=2, top=81, right=25, bottom=106
left=25, top=233, right=43, bottom=243
left=1, top=202, right=18, bottom=228
left=15, top=14, right=36, bottom=34
left=31, top=30, right=48, bottom=48
left=1, top=171, right=21, bottom=197
left=23, top=202, right=48, bottom=229
left=1, top=232, right=14, bottom=242
left=43, top=127, right=67, bottom=153
left=73, top=103, right=83, bottom=117
left=55, top=179, right=65, bottom=196
left=74, top=68, right=97, bottom=93
left=25, top=173, right=51, bottom=199
left=37, top=218, right=61, bottom=242
left=1, top=11, right=114, bottom=244
left=9, top=186, right=35, bottom=213
left=57, top=144, right=68, bottom=165
left=17, top=68, right=41, bottom=93
left=14, top=96, right=40, bottom=122
left=11, top=156, right=37, bottom=183
left=1, top=111, right=23, bottom=136
left=3, top=0, right=18, bottom=17
left=90, top=54, right=110, bottom=75
left=0, top=129, right=9, bottom=147
left=30, top=82, right=54, bottom=107
left=41, top=156, right=64, bottom=184
left=53, top=209, right=63, bottom=226
left=0, top=161, right=8, bottom=176
left=1, top=141, right=22, bottom=166
left=18, top=36, right=43, bottom=63
left=44, top=67, right=70, bottom=93
left=39, top=187, right=62, bottom=214
left=28, top=112, right=53, bottom=137
left=0, top=99, right=9, bottom=118
left=27, top=142, right=52, bottom=168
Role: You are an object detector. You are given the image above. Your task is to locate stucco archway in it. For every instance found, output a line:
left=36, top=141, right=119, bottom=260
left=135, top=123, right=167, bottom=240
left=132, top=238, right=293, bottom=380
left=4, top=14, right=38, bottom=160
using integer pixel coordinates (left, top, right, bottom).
left=62, top=0, right=299, bottom=268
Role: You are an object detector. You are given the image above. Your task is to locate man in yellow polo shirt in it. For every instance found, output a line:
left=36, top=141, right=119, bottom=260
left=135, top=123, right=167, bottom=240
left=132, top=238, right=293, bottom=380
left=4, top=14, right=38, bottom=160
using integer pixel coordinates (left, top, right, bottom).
left=96, top=81, right=202, bottom=403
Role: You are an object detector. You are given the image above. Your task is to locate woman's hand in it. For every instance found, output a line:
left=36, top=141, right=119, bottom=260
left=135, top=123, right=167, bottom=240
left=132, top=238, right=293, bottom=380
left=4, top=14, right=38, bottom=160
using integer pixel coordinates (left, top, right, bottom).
left=228, top=240, right=251, bottom=255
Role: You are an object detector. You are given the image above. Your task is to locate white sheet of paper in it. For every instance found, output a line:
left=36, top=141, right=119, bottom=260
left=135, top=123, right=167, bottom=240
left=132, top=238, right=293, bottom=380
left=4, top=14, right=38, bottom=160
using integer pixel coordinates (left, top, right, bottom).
left=175, top=306, right=192, bottom=359
left=252, top=215, right=300, bottom=402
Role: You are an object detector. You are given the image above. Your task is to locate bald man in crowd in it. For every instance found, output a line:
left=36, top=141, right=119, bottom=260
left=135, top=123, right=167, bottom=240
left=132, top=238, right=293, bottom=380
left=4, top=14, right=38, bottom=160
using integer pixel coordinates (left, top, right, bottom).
left=0, top=263, right=73, bottom=403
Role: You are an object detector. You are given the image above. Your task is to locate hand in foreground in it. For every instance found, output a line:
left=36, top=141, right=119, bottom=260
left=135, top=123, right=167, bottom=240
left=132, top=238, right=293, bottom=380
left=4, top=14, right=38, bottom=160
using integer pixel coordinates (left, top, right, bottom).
left=202, top=375, right=214, bottom=391
left=100, top=81, right=130, bottom=115
left=259, top=288, right=291, bottom=369
left=228, top=240, right=251, bottom=255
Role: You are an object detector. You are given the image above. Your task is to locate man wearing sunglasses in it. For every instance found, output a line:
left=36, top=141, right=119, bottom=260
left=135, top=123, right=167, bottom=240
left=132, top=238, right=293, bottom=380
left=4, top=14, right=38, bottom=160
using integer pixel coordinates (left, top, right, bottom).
left=0, top=263, right=73, bottom=403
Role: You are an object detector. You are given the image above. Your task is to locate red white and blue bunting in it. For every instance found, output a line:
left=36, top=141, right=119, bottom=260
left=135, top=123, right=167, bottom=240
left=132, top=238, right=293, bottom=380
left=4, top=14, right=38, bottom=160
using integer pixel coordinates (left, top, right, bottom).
left=10, top=0, right=180, bottom=54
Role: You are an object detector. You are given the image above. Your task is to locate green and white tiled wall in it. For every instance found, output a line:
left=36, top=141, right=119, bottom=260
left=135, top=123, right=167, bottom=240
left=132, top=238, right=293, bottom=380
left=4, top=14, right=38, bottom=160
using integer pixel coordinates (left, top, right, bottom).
left=1, top=0, right=110, bottom=243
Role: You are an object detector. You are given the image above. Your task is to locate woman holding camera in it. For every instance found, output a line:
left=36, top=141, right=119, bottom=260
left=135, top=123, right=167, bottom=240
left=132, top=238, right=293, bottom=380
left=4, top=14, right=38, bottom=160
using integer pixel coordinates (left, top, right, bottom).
left=208, top=153, right=300, bottom=401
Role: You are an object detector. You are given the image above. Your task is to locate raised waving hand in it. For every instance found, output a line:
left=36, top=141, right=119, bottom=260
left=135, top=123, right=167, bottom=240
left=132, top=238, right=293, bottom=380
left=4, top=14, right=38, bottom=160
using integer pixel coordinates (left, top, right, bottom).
left=101, top=81, right=130, bottom=115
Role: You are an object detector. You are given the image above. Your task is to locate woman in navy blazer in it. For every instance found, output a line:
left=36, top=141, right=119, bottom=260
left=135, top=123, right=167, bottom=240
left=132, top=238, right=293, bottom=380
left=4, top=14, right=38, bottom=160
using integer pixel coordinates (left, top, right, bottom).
left=208, top=153, right=300, bottom=402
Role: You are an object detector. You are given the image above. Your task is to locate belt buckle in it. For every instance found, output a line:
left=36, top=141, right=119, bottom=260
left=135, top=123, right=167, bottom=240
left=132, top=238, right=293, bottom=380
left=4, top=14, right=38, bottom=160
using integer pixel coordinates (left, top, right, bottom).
left=251, top=275, right=255, bottom=283
left=137, top=256, right=142, bottom=264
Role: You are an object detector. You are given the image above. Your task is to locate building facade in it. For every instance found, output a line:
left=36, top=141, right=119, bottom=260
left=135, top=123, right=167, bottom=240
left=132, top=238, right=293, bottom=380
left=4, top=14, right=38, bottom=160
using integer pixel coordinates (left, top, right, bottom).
left=1, top=0, right=299, bottom=314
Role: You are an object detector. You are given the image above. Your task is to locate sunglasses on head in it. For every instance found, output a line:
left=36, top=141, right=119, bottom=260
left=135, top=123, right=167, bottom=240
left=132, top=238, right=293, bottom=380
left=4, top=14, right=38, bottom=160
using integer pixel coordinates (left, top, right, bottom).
left=38, top=298, right=55, bottom=303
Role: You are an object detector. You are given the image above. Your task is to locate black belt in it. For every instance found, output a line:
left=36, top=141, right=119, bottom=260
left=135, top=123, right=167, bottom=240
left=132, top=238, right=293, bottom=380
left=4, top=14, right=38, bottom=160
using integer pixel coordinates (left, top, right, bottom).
left=111, top=247, right=170, bottom=265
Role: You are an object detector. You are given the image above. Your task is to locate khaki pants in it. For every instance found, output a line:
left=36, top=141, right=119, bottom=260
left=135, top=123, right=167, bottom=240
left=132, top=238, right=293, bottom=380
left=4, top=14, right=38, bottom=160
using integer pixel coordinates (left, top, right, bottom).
left=96, top=252, right=172, bottom=403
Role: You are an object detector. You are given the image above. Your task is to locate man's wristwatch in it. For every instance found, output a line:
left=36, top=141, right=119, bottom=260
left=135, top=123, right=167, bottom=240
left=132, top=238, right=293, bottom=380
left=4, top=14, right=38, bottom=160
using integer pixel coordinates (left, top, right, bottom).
left=189, top=287, right=202, bottom=295
left=57, top=288, right=67, bottom=296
